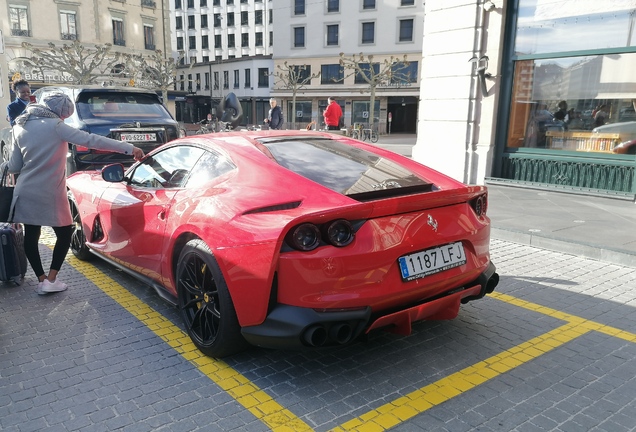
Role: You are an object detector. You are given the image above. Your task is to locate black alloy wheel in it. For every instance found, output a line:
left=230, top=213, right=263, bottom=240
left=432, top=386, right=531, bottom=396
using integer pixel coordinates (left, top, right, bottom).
left=177, top=239, right=247, bottom=358
left=68, top=192, right=92, bottom=261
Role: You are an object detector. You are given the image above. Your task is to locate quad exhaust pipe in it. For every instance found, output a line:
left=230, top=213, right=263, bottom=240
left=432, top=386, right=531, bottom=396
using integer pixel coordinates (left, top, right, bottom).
left=302, top=322, right=354, bottom=347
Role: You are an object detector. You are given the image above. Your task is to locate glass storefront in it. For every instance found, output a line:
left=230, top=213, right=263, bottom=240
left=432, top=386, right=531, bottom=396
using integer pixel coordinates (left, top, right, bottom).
left=497, top=0, right=636, bottom=195
left=507, top=54, right=636, bottom=154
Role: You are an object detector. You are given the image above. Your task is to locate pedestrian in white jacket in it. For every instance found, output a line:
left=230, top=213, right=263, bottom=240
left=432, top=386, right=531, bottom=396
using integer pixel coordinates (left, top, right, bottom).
left=6, top=92, right=145, bottom=295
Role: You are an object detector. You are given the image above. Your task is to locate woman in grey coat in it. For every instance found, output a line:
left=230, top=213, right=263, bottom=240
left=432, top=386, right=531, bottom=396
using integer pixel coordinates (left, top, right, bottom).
left=7, top=93, right=144, bottom=295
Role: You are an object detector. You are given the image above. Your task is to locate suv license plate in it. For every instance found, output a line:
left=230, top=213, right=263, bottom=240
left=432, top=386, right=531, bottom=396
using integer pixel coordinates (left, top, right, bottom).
left=398, top=242, right=466, bottom=281
left=120, top=133, right=156, bottom=142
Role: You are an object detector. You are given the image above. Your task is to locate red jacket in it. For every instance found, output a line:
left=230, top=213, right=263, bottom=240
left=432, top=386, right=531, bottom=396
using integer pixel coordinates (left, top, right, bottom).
left=324, top=102, right=342, bottom=127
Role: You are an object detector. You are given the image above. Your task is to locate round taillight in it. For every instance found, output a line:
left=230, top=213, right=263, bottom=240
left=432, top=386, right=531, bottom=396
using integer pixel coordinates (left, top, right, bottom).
left=324, top=219, right=354, bottom=247
left=287, top=223, right=321, bottom=251
left=475, top=196, right=483, bottom=217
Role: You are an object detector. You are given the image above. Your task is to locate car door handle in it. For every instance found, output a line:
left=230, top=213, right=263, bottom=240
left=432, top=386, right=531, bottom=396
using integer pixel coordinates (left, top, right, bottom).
left=158, top=208, right=167, bottom=220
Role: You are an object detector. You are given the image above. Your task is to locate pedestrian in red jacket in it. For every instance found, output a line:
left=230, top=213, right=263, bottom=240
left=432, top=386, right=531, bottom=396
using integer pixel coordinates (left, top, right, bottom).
left=323, top=97, right=342, bottom=130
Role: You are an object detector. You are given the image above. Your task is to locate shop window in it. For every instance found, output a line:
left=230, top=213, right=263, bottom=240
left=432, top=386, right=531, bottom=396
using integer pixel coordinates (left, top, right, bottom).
left=355, top=63, right=379, bottom=84
left=515, top=0, right=636, bottom=56
left=506, top=54, right=636, bottom=154
left=352, top=101, right=380, bottom=125
left=287, top=101, right=312, bottom=124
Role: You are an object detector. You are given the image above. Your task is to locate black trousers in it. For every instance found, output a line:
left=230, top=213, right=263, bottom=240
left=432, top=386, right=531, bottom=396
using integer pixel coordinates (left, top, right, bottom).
left=24, top=224, right=73, bottom=278
left=327, top=125, right=339, bottom=130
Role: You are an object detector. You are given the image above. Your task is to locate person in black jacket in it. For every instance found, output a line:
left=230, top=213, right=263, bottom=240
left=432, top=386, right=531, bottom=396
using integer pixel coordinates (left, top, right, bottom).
left=264, top=98, right=284, bottom=130
left=6, top=80, right=32, bottom=126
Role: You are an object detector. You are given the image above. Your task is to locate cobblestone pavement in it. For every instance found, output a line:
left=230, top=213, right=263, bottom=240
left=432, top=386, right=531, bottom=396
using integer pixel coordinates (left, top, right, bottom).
left=1, top=237, right=635, bottom=431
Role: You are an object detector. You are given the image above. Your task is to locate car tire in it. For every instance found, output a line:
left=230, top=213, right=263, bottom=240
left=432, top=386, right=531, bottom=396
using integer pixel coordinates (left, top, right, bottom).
left=177, top=239, right=248, bottom=358
left=68, top=192, right=93, bottom=261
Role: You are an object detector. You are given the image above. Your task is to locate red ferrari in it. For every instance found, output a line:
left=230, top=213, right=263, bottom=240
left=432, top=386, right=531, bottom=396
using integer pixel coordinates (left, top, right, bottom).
left=66, top=131, right=498, bottom=357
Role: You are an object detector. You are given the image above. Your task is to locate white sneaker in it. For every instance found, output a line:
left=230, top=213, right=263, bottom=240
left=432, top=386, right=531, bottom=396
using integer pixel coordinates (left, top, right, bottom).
left=40, top=279, right=68, bottom=294
left=35, top=281, right=46, bottom=296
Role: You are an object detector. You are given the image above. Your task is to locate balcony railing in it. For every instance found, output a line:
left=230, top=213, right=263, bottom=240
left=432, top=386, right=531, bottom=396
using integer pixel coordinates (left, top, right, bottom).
left=141, top=0, right=156, bottom=7
left=11, top=29, right=31, bottom=37
left=61, top=33, right=77, bottom=40
left=114, top=39, right=126, bottom=46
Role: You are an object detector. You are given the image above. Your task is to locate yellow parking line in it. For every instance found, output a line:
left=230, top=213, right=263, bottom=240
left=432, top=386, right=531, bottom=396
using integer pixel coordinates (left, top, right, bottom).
left=61, top=252, right=313, bottom=432
left=330, top=322, right=589, bottom=432
left=46, top=233, right=636, bottom=432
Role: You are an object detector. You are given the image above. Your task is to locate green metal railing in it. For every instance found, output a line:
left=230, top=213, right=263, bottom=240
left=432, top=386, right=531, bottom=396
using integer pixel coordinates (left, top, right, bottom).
left=489, top=148, right=636, bottom=199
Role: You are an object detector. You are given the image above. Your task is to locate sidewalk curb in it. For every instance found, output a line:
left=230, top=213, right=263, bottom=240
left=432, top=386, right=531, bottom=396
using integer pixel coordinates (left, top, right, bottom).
left=491, top=227, right=636, bottom=269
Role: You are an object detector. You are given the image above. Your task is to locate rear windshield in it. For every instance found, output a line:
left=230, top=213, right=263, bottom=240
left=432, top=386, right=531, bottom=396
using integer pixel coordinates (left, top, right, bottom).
left=76, top=92, right=172, bottom=121
left=261, top=138, right=434, bottom=200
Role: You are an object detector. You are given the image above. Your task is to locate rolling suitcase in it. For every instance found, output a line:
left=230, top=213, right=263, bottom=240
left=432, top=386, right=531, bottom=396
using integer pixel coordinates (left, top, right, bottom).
left=0, top=223, right=27, bottom=285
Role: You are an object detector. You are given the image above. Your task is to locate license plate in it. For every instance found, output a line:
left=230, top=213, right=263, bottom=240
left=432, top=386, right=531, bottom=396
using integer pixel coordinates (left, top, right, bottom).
left=120, top=133, right=156, bottom=142
left=398, top=242, right=466, bottom=281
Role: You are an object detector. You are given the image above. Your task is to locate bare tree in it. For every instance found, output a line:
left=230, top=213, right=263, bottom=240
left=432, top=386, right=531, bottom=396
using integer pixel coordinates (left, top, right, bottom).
left=121, top=50, right=187, bottom=105
left=339, top=53, right=411, bottom=131
left=272, top=61, right=320, bottom=129
left=21, top=40, right=121, bottom=85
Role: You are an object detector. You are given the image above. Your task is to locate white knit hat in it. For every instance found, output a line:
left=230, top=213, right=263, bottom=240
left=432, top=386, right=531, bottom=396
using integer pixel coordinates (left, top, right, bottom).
left=41, top=93, right=74, bottom=119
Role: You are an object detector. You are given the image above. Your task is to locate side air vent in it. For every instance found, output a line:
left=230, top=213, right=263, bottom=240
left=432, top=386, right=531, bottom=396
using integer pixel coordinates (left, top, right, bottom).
left=243, top=201, right=302, bottom=215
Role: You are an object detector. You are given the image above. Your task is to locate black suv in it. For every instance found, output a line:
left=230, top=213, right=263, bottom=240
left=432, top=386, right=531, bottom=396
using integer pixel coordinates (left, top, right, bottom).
left=30, top=86, right=183, bottom=173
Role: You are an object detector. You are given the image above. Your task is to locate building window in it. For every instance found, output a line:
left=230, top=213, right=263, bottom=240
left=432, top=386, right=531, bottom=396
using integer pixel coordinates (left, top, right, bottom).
left=179, top=74, right=184, bottom=90
left=293, top=65, right=313, bottom=85
left=202, top=35, right=209, bottom=49
left=255, top=10, right=263, bottom=25
left=241, top=11, right=248, bottom=25
left=362, top=0, right=375, bottom=9
left=144, top=25, right=155, bottom=50
left=177, top=36, right=184, bottom=50
left=201, top=0, right=207, bottom=6
left=189, top=35, right=196, bottom=49
left=269, top=31, right=273, bottom=46
left=355, top=62, right=379, bottom=84
left=214, top=13, right=221, bottom=27
left=213, top=0, right=220, bottom=4
left=294, top=0, right=305, bottom=15
left=201, top=14, right=208, bottom=28
left=175, top=0, right=182, bottom=9
left=326, top=24, right=339, bottom=46
left=255, top=32, right=263, bottom=46
left=321, top=64, right=343, bottom=84
left=188, top=15, right=195, bottom=29
left=227, top=0, right=234, bottom=4
left=361, top=22, right=374, bottom=44
left=242, top=33, right=249, bottom=47
left=176, top=16, right=183, bottom=30
left=245, top=68, right=251, bottom=88
left=223, top=71, right=229, bottom=89
left=327, top=0, right=339, bottom=13
left=228, top=34, right=235, bottom=47
left=234, top=70, right=239, bottom=88
left=213, top=72, right=219, bottom=89
left=214, top=34, right=221, bottom=48
left=401, top=0, right=414, bottom=5
left=391, top=61, right=418, bottom=84
left=399, top=19, right=413, bottom=42
left=187, top=0, right=194, bottom=7
left=227, top=12, right=234, bottom=26
left=294, top=27, right=305, bottom=48
left=196, top=73, right=201, bottom=90
left=202, top=56, right=209, bottom=62
left=258, top=67, right=269, bottom=87
left=10, top=5, right=30, bottom=37
left=269, top=9, right=273, bottom=24
left=60, top=10, right=77, bottom=40
left=112, top=18, right=125, bottom=46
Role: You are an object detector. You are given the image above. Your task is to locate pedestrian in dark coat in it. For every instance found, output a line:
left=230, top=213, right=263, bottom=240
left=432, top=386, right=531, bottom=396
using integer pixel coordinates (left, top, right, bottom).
left=264, top=98, right=284, bottom=129
left=6, top=79, right=32, bottom=126
left=4, top=93, right=145, bottom=295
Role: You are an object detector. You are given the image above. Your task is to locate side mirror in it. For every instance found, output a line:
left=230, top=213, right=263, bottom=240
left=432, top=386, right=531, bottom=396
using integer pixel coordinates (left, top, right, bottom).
left=101, top=164, right=125, bottom=182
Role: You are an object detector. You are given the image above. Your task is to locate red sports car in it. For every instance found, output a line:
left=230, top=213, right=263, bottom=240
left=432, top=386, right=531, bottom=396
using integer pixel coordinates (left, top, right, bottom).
left=66, top=131, right=498, bottom=357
